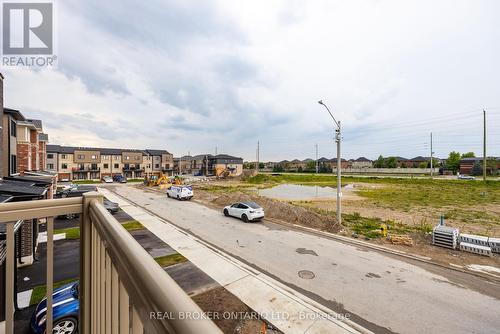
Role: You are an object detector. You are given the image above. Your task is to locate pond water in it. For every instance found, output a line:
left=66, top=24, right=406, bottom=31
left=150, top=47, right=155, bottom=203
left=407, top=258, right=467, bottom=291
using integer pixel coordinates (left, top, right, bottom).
left=258, top=184, right=338, bottom=200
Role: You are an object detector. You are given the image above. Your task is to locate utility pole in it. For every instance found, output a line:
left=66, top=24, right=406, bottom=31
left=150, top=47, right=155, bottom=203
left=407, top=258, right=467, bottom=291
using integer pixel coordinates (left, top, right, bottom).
left=318, top=100, right=342, bottom=226
left=256, top=140, right=260, bottom=173
left=315, top=144, right=319, bottom=173
left=483, top=109, right=487, bottom=181
left=215, top=146, right=218, bottom=155
left=430, top=132, right=433, bottom=178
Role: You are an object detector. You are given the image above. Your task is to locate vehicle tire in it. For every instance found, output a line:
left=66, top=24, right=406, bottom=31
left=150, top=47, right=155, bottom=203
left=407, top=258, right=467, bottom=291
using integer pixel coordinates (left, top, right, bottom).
left=242, top=214, right=249, bottom=223
left=53, top=317, right=77, bottom=334
left=167, top=193, right=170, bottom=198
left=65, top=213, right=76, bottom=220
left=223, top=209, right=229, bottom=216
left=61, top=193, right=68, bottom=198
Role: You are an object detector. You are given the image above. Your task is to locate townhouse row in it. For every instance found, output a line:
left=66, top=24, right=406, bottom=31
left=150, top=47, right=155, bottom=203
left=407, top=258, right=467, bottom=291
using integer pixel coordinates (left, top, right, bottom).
left=46, top=145, right=174, bottom=181
left=45, top=147, right=245, bottom=181
left=2, top=107, right=48, bottom=177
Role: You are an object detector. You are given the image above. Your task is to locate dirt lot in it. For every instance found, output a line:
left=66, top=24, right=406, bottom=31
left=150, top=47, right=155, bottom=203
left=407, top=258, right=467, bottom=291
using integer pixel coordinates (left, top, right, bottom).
left=193, top=287, right=278, bottom=334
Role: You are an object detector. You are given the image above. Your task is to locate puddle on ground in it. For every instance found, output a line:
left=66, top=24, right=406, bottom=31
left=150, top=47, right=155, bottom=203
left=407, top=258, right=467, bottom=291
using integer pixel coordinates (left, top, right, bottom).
left=298, top=270, right=315, bottom=279
left=258, top=184, right=338, bottom=200
left=296, top=248, right=318, bottom=256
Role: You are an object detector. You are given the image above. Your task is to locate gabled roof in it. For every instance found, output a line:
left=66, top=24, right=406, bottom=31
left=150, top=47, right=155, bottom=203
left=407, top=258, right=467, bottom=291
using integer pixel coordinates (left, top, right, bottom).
left=0, top=180, right=48, bottom=196
left=145, top=149, right=171, bottom=156
left=192, top=154, right=212, bottom=160
left=212, top=154, right=243, bottom=160
left=355, top=157, right=372, bottom=162
left=409, top=156, right=430, bottom=162
left=279, top=160, right=289, bottom=164
left=302, top=158, right=314, bottom=162
left=290, top=159, right=302, bottom=163
left=100, top=147, right=123, bottom=155
left=26, top=119, right=43, bottom=130
left=46, top=145, right=171, bottom=156
left=4, top=108, right=25, bottom=121
left=318, top=157, right=329, bottom=162
left=391, top=156, right=408, bottom=161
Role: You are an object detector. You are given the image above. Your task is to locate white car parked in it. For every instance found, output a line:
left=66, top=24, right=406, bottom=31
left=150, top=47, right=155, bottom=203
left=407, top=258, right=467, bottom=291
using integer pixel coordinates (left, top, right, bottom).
left=102, top=176, right=113, bottom=183
left=223, top=201, right=265, bottom=223
left=166, top=185, right=193, bottom=200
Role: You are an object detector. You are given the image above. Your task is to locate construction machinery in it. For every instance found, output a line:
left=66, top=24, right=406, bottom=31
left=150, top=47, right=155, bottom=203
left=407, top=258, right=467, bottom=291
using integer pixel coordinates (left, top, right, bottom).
left=215, top=167, right=236, bottom=178
left=144, top=173, right=171, bottom=187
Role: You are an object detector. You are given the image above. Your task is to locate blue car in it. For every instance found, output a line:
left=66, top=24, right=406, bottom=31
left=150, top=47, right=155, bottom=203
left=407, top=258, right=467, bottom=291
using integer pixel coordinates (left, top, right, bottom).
left=31, top=281, right=79, bottom=334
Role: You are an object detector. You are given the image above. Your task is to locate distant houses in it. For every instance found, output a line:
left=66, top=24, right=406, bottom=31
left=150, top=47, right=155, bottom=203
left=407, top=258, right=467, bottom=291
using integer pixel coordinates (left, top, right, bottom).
left=459, top=157, right=500, bottom=175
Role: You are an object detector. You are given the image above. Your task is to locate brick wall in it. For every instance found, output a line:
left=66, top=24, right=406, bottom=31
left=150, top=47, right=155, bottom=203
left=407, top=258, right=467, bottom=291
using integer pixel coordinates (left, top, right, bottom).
left=30, top=130, right=38, bottom=171
left=17, top=142, right=31, bottom=173
left=20, top=220, right=33, bottom=258
left=38, top=140, right=46, bottom=171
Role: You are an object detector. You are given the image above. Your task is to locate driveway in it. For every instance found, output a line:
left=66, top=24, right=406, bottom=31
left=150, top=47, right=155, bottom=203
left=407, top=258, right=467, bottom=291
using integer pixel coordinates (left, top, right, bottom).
left=106, top=185, right=500, bottom=334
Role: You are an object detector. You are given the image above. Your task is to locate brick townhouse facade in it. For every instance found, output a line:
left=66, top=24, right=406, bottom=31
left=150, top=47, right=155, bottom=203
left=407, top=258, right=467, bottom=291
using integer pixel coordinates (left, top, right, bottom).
left=46, top=145, right=175, bottom=181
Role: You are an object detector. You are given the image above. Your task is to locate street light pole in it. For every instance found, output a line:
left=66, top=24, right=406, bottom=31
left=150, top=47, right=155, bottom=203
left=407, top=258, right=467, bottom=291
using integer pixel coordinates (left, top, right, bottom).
left=318, top=100, right=342, bottom=226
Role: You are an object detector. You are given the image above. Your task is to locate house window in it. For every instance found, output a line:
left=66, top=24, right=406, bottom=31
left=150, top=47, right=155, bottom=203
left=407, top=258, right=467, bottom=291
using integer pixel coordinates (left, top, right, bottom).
left=91, top=163, right=98, bottom=170
left=135, top=156, right=140, bottom=160
left=61, top=154, right=66, bottom=159
left=124, top=156, right=130, bottom=160
left=155, top=164, right=160, bottom=169
left=10, top=120, right=16, bottom=137
left=47, top=163, right=54, bottom=170
left=103, top=163, right=109, bottom=169
left=114, top=163, right=119, bottom=169
left=62, top=163, right=68, bottom=169
left=78, top=154, right=85, bottom=159
left=114, top=156, right=120, bottom=160
left=47, top=153, right=54, bottom=159
left=102, top=155, right=109, bottom=159
left=91, top=155, right=98, bottom=160
left=10, top=155, right=17, bottom=174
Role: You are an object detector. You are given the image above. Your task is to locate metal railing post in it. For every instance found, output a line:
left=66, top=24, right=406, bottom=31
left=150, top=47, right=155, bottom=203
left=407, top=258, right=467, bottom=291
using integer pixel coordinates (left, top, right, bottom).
left=5, top=223, right=15, bottom=333
left=80, top=191, right=103, bottom=334
left=46, top=217, right=54, bottom=333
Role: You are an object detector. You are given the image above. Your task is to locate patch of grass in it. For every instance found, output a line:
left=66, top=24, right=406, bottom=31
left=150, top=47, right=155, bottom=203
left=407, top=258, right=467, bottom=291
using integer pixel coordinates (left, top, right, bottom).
left=154, top=253, right=187, bottom=267
left=127, top=178, right=144, bottom=183
left=53, top=227, right=80, bottom=239
left=30, top=277, right=78, bottom=305
left=342, top=212, right=430, bottom=239
left=248, top=173, right=500, bottom=210
left=73, top=180, right=100, bottom=184
left=121, top=220, right=144, bottom=231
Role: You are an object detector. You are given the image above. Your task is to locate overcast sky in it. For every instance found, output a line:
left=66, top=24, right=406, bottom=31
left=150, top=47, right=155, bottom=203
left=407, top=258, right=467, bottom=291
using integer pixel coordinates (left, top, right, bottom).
left=3, top=0, right=500, bottom=161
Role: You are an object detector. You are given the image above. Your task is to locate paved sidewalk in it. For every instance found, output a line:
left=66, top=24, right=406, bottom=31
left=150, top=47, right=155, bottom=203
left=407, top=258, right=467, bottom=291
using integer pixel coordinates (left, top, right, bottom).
left=99, top=187, right=363, bottom=334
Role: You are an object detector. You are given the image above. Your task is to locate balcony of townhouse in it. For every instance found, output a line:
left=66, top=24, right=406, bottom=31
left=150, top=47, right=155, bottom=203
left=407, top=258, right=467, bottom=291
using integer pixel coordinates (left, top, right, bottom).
left=122, top=165, right=144, bottom=172
left=0, top=193, right=221, bottom=334
left=71, top=166, right=101, bottom=172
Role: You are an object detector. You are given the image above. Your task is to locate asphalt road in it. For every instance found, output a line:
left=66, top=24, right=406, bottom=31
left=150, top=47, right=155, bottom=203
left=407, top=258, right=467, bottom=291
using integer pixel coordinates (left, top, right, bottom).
left=108, top=185, right=500, bottom=334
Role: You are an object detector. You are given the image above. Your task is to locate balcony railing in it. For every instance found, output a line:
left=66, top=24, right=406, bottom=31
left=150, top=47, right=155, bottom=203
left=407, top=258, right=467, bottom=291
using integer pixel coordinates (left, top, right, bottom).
left=122, top=167, right=144, bottom=172
left=0, top=193, right=221, bottom=334
left=71, top=167, right=101, bottom=172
